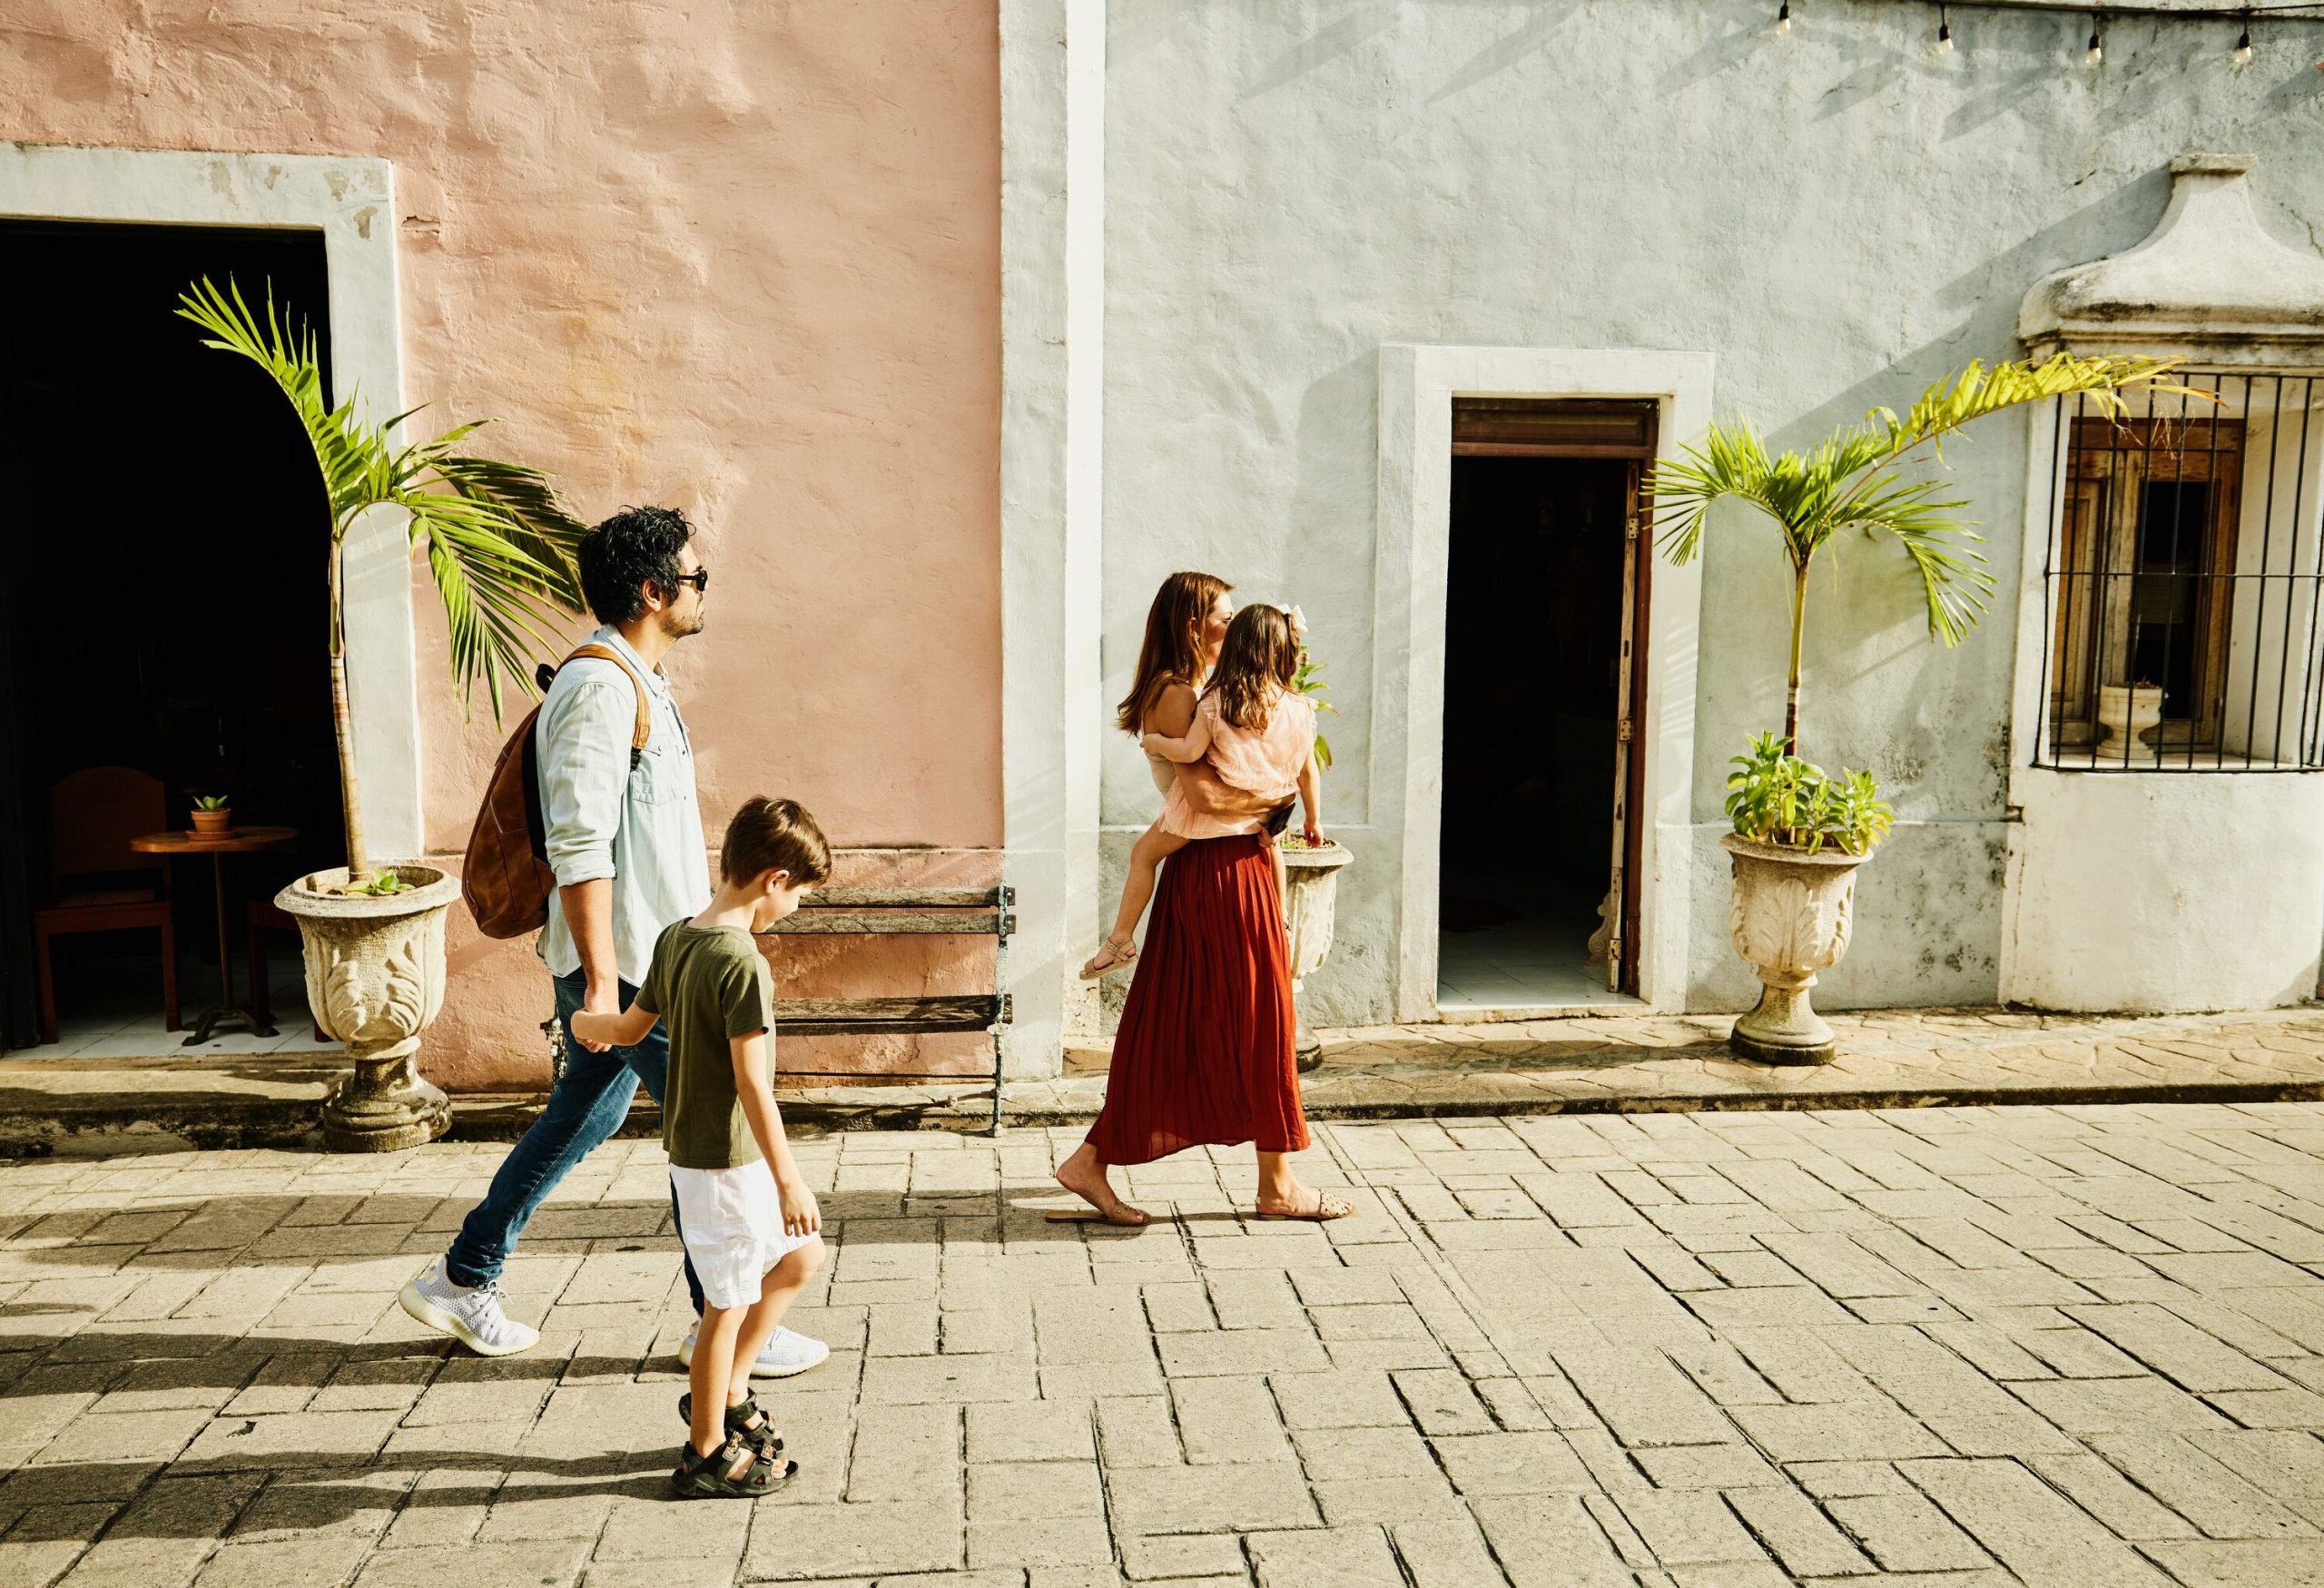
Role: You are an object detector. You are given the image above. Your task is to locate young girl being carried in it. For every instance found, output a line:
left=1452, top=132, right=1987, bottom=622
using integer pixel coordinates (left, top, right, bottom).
left=1080, top=601, right=1321, bottom=980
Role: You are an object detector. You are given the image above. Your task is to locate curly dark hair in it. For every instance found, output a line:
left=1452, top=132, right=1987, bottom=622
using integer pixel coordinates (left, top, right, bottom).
left=576, top=505, right=694, bottom=625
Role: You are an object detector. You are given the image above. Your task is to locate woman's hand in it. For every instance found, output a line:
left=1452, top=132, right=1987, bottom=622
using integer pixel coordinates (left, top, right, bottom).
left=1304, top=820, right=1324, bottom=849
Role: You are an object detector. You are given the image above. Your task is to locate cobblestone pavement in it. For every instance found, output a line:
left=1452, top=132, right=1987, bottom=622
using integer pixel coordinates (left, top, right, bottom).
left=5, top=1105, right=2324, bottom=1586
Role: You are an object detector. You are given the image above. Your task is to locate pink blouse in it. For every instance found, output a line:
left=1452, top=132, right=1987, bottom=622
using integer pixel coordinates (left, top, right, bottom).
left=1147, top=688, right=1315, bottom=841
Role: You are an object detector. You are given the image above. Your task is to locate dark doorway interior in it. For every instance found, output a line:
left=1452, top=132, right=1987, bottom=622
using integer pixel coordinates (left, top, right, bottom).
left=1439, top=448, right=1640, bottom=1008
left=0, top=221, right=342, bottom=1052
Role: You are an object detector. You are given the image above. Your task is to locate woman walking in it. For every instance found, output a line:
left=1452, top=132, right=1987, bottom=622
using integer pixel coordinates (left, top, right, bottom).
left=1055, top=579, right=1351, bottom=1227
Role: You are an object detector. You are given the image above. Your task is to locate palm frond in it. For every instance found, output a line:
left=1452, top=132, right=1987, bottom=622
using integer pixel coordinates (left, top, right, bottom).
left=180, top=273, right=589, bottom=725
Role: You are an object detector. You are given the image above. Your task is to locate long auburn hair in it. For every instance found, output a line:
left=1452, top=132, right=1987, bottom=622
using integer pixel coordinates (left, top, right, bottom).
left=1117, top=570, right=1232, bottom=735
left=1206, top=603, right=1301, bottom=731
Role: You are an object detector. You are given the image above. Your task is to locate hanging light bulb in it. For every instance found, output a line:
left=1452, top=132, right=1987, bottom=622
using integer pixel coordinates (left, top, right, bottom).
left=2234, top=21, right=2253, bottom=65
left=2087, top=15, right=2104, bottom=65
left=1777, top=1, right=1792, bottom=35
left=1937, top=5, right=1955, bottom=53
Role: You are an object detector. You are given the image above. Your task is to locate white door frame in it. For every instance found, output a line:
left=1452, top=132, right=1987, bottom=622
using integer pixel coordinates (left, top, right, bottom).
left=1376, top=344, right=1714, bottom=1019
left=0, top=143, right=423, bottom=857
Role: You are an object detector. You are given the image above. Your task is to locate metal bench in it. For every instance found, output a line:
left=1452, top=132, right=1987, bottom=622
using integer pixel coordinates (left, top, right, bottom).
left=755, top=885, right=1014, bottom=1135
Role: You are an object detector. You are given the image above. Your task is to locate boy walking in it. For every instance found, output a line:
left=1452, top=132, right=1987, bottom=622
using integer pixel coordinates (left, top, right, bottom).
left=573, top=796, right=832, bottom=1498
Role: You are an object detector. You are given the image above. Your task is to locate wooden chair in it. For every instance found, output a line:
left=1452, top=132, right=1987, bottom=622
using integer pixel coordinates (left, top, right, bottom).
left=246, top=897, right=328, bottom=1042
left=33, top=767, right=180, bottom=1045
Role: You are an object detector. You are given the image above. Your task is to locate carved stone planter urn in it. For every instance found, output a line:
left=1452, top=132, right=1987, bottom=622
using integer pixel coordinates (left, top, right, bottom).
left=1283, top=841, right=1353, bottom=1073
left=278, top=864, right=460, bottom=1152
left=1720, top=833, right=1869, bottom=1067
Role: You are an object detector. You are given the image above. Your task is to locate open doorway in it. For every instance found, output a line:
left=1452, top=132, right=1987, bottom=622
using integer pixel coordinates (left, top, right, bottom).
left=1437, top=399, right=1654, bottom=1012
left=0, top=221, right=343, bottom=1055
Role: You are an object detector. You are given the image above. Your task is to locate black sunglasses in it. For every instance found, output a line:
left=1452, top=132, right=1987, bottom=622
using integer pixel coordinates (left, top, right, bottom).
left=665, top=567, right=709, bottom=594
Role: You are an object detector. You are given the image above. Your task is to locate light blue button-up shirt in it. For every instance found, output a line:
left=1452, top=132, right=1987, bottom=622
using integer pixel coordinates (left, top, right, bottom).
left=535, top=626, right=711, bottom=987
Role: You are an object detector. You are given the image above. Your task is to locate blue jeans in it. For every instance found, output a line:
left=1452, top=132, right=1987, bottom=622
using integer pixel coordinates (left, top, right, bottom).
left=445, top=969, right=704, bottom=1315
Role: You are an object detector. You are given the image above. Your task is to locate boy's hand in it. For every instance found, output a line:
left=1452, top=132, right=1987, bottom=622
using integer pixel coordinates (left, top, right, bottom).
left=567, top=1010, right=615, bottom=1053
left=775, top=1174, right=821, bottom=1238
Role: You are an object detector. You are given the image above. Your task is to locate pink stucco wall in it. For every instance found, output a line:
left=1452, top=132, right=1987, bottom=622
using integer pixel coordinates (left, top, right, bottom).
left=5, top=2, right=1002, bottom=1087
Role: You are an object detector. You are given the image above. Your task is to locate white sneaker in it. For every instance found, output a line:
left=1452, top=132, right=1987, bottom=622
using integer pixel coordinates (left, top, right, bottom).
left=678, top=1324, right=831, bottom=1378
left=399, top=1256, right=540, bottom=1357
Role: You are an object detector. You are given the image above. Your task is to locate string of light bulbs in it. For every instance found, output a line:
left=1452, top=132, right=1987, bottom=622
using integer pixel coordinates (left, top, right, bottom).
left=1773, top=0, right=2324, bottom=64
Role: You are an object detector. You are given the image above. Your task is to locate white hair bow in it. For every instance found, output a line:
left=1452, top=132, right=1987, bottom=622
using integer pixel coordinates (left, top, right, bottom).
left=1280, top=604, right=1307, bottom=642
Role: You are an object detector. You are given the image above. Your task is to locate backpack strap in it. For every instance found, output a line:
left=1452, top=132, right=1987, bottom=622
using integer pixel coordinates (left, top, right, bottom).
left=556, top=643, right=653, bottom=767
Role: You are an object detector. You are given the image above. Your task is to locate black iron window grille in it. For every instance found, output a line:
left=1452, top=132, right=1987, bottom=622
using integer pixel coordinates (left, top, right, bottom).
left=2037, top=371, right=2324, bottom=771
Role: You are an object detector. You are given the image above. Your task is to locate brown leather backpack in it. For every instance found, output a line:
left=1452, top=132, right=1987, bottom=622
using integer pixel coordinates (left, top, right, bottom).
left=461, top=644, right=651, bottom=939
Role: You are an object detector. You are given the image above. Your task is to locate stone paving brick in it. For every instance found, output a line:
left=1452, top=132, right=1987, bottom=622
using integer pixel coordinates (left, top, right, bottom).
left=352, top=1539, right=592, bottom=1587
left=1470, top=1494, right=1632, bottom=1588
left=846, top=1404, right=962, bottom=1504
left=967, top=1460, right=1102, bottom=1521
left=1603, top=1489, right=1770, bottom=1567
left=2187, top=1429, right=2324, bottom=1527
left=1388, top=1367, right=1495, bottom=1435
left=964, top=1401, right=1093, bottom=1465
left=1119, top=1532, right=1246, bottom=1581
left=1901, top=1456, right=2175, bottom=1585
left=192, top=1534, right=372, bottom=1586
left=1157, top=1329, right=1325, bottom=1379
left=1103, top=1463, right=1317, bottom=1535
left=2142, top=1537, right=2324, bottom=1586
left=738, top=1498, right=962, bottom=1580
left=1430, top=1431, right=1592, bottom=1494
left=2007, top=1374, right=2236, bottom=1435
left=1265, top=1368, right=1408, bottom=1430
left=2086, top=1433, right=2318, bottom=1539
left=1092, top=1396, right=1179, bottom=1466
left=1733, top=1400, right=1948, bottom=1465
left=1825, top=1491, right=1994, bottom=1571
left=1549, top=1347, right=1736, bottom=1446
left=1631, top=1443, right=1785, bottom=1490
left=1170, top=1376, right=1292, bottom=1465
left=2062, top=1302, right=2294, bottom=1393
left=1725, top=1484, right=1876, bottom=1577
left=1244, top=1524, right=1403, bottom=1586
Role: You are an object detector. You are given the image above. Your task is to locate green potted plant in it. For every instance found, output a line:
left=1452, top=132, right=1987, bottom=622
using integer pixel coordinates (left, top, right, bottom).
left=190, top=793, right=233, bottom=839
left=1652, top=352, right=2191, bottom=1062
left=1276, top=614, right=1350, bottom=1070
left=178, top=279, right=586, bottom=1149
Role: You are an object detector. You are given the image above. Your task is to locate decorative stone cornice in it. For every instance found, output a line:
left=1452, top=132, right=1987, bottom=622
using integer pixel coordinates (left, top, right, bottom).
left=2020, top=155, right=2324, bottom=368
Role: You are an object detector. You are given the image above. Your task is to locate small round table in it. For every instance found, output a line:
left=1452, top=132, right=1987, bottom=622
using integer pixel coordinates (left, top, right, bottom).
left=130, top=826, right=300, bottom=1046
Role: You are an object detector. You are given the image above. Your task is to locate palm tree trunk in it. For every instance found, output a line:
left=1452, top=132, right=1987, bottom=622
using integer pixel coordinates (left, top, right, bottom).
left=1783, top=560, right=1809, bottom=755
left=328, top=537, right=370, bottom=883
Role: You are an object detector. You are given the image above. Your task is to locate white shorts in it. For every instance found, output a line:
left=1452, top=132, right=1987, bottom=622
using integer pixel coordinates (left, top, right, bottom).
left=669, top=1159, right=821, bottom=1309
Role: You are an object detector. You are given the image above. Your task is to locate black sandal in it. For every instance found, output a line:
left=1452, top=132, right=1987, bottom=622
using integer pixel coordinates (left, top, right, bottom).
left=671, top=1432, right=794, bottom=1500
left=678, top=1390, right=784, bottom=1455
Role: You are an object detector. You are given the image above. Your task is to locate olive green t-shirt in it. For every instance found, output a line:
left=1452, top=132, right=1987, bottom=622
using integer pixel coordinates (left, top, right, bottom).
left=634, top=921, right=774, bottom=1171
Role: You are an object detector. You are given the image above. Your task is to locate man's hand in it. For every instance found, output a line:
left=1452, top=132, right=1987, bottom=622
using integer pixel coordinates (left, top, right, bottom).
left=774, top=1173, right=822, bottom=1238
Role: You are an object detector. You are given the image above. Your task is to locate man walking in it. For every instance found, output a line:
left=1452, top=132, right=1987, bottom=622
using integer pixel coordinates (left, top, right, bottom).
left=399, top=505, right=827, bottom=1380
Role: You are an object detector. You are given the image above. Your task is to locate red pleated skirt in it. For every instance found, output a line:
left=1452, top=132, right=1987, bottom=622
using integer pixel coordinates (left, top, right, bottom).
left=1085, top=833, right=1309, bottom=1167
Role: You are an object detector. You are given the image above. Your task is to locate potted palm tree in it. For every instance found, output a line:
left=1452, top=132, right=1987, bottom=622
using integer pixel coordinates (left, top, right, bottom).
left=1652, top=353, right=2191, bottom=1063
left=178, top=280, right=586, bottom=1149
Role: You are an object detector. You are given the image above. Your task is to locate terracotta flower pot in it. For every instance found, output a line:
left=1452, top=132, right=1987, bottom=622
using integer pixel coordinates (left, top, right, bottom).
left=190, top=809, right=233, bottom=838
left=1721, top=833, right=1871, bottom=1066
left=278, top=864, right=459, bottom=1152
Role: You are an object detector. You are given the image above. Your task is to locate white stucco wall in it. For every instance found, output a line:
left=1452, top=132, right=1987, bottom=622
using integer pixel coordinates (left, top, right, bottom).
left=2004, top=770, right=2324, bottom=1010
left=1090, top=0, right=2324, bottom=1025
